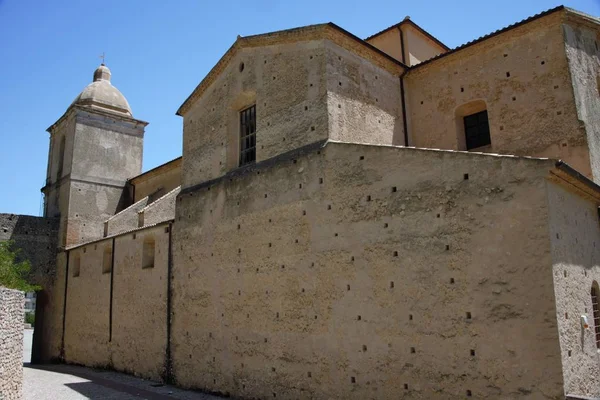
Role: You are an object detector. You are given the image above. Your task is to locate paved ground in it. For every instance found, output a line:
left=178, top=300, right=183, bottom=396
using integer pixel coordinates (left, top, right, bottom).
left=23, top=330, right=223, bottom=400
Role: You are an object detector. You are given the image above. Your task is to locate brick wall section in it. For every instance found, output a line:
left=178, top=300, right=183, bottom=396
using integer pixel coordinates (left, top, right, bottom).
left=0, top=286, right=24, bottom=400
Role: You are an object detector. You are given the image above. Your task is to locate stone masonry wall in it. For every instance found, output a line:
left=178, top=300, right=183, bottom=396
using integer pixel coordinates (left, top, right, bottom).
left=548, top=181, right=600, bottom=397
left=63, top=223, right=169, bottom=380
left=405, top=11, right=592, bottom=179
left=172, top=142, right=564, bottom=399
left=0, top=214, right=59, bottom=286
left=564, top=17, right=600, bottom=183
left=0, top=287, right=24, bottom=400
left=0, top=214, right=60, bottom=364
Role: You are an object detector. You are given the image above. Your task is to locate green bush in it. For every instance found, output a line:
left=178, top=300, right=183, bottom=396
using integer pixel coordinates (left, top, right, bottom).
left=25, top=312, right=35, bottom=325
left=0, top=241, right=41, bottom=292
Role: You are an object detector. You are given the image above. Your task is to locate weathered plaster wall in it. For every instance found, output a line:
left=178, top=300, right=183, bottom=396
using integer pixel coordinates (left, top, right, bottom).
left=45, top=113, right=76, bottom=218
left=564, top=18, right=600, bottom=183
left=326, top=41, right=403, bottom=145
left=63, top=112, right=143, bottom=245
left=139, top=186, right=180, bottom=227
left=0, top=287, right=24, bottom=400
left=548, top=181, right=600, bottom=398
left=132, top=160, right=181, bottom=203
left=365, top=24, right=445, bottom=66
left=111, top=225, right=169, bottom=379
left=402, top=24, right=445, bottom=66
left=63, top=224, right=169, bottom=380
left=172, top=142, right=563, bottom=399
left=366, top=29, right=403, bottom=61
left=182, top=39, right=329, bottom=189
left=105, top=197, right=149, bottom=236
left=64, top=244, right=111, bottom=367
left=405, top=12, right=591, bottom=178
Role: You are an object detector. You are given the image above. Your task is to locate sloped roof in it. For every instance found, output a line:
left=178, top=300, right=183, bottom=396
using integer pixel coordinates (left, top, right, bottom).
left=176, top=23, right=407, bottom=116
left=365, top=18, right=450, bottom=51
left=411, top=5, right=566, bottom=70
left=129, top=156, right=182, bottom=185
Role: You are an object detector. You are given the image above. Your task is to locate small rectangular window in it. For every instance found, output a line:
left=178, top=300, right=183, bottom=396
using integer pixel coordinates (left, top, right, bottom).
left=142, top=236, right=155, bottom=269
left=239, top=105, right=256, bottom=166
left=102, top=246, right=112, bottom=274
left=464, top=110, right=491, bottom=150
left=72, top=254, right=81, bottom=277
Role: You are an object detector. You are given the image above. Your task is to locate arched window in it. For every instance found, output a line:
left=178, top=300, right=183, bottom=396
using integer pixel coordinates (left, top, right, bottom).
left=56, top=136, right=66, bottom=180
left=591, top=281, right=600, bottom=348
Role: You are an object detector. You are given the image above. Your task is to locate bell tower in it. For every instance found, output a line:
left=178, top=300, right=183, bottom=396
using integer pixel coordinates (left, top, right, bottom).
left=42, top=64, right=148, bottom=247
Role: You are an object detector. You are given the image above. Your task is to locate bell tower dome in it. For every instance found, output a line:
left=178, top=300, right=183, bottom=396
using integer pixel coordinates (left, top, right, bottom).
left=42, top=64, right=148, bottom=247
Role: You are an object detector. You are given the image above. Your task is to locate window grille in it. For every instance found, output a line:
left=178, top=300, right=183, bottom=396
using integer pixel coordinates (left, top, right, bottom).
left=239, top=105, right=256, bottom=166
left=592, top=282, right=600, bottom=348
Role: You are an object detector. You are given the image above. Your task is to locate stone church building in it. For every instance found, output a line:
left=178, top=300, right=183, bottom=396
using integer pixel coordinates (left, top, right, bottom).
left=2, top=4, right=600, bottom=399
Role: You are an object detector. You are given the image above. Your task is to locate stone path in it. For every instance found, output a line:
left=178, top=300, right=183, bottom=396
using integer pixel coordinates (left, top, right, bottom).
left=23, top=330, right=223, bottom=400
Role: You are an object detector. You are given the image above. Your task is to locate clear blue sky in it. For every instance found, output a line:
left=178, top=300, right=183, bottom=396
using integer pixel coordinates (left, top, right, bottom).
left=0, top=0, right=598, bottom=216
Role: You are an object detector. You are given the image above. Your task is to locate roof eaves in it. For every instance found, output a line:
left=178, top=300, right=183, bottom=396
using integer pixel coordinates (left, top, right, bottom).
left=129, top=156, right=182, bottom=184
left=409, top=5, right=566, bottom=71
left=65, top=220, right=173, bottom=251
left=326, top=22, right=408, bottom=69
left=176, top=23, right=407, bottom=116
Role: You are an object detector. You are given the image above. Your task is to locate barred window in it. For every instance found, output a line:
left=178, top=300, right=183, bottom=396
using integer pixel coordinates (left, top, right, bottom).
left=592, top=282, right=600, bottom=348
left=239, top=105, right=256, bottom=166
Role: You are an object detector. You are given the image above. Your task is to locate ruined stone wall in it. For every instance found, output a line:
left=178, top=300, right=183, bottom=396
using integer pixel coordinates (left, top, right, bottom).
left=172, top=142, right=564, bottom=399
left=0, top=287, right=24, bottom=400
left=0, top=213, right=62, bottom=365
left=548, top=181, right=600, bottom=398
left=0, top=214, right=58, bottom=284
left=63, top=224, right=169, bottom=380
left=404, top=12, right=592, bottom=178
left=326, top=41, right=403, bottom=145
left=564, top=17, right=600, bottom=182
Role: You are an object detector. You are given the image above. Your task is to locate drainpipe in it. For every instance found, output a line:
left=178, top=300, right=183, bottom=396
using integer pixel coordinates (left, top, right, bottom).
left=60, top=249, right=70, bottom=361
left=109, top=237, right=115, bottom=342
left=165, top=222, right=173, bottom=384
left=398, top=26, right=410, bottom=147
